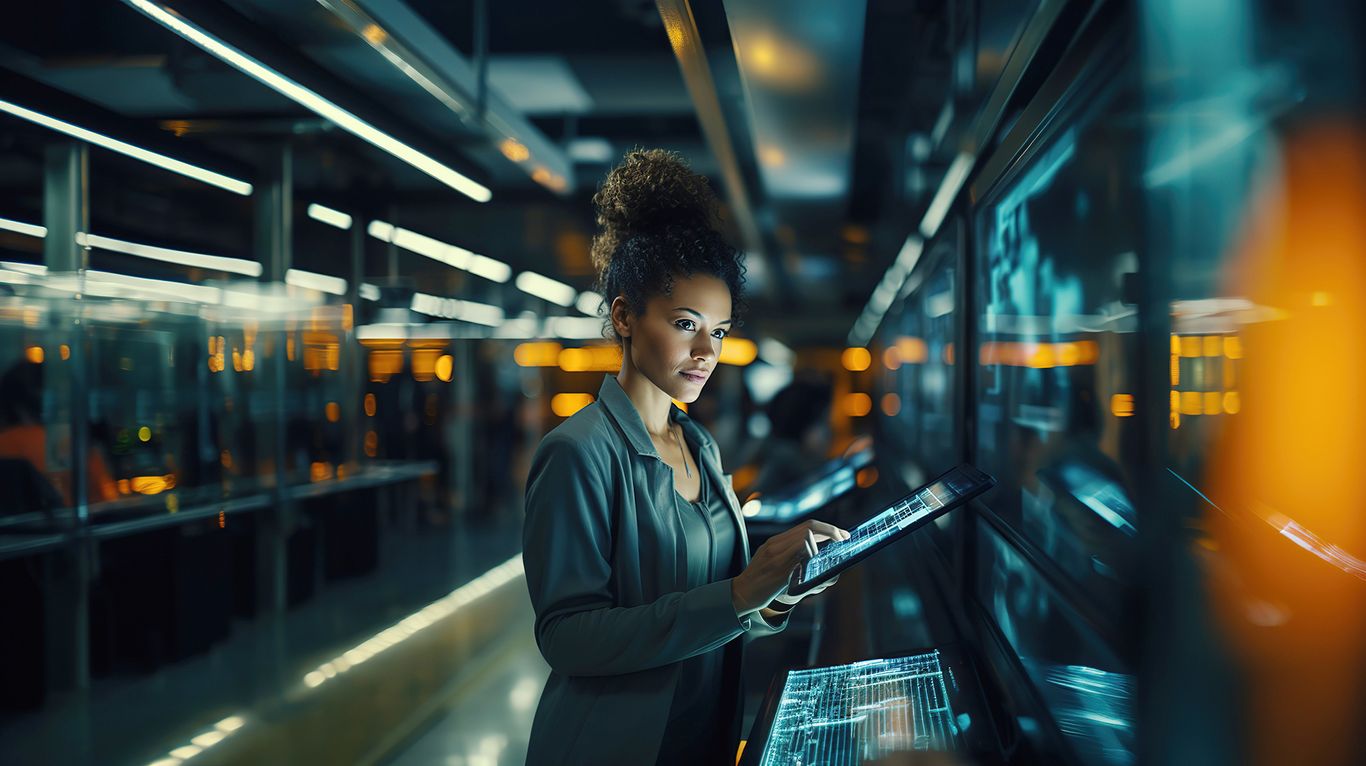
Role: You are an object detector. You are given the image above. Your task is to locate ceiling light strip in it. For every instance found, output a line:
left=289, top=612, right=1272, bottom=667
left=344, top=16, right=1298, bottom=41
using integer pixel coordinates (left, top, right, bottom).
left=0, top=97, right=252, bottom=196
left=124, top=0, right=490, bottom=202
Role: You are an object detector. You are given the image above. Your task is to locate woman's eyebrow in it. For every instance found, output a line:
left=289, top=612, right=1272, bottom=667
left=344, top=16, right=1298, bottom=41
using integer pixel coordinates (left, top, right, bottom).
left=674, top=307, right=733, bottom=325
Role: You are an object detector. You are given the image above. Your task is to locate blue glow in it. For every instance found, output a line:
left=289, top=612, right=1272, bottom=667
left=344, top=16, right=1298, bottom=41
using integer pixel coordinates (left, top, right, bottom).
left=801, top=466, right=989, bottom=583
left=758, top=651, right=960, bottom=764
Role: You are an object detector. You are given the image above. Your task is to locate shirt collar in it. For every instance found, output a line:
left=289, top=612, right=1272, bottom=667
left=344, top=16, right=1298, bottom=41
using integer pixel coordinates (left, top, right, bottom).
left=597, top=374, right=714, bottom=459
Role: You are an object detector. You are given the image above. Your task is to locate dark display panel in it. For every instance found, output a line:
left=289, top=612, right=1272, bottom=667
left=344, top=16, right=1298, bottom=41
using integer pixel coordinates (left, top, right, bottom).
left=976, top=520, right=1135, bottom=766
left=972, top=68, right=1143, bottom=613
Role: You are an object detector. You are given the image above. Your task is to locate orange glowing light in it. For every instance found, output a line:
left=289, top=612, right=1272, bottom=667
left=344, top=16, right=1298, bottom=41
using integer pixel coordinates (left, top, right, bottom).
left=841, top=393, right=872, bottom=417
left=551, top=393, right=594, bottom=417
left=435, top=354, right=454, bottom=382
left=364, top=430, right=378, bottom=457
left=841, top=347, right=871, bottom=372
left=883, top=347, right=902, bottom=370
left=59, top=344, right=70, bottom=360
left=514, top=341, right=563, bottom=367
left=25, top=346, right=43, bottom=364
left=130, top=474, right=176, bottom=495
left=499, top=137, right=531, bottom=163
left=559, top=346, right=621, bottom=372
left=719, top=337, right=758, bottom=366
left=881, top=393, right=901, bottom=417
left=1223, top=391, right=1241, bottom=415
left=310, top=461, right=334, bottom=482
left=325, top=402, right=341, bottom=423
left=1111, top=394, right=1135, bottom=418
left=856, top=467, right=879, bottom=488
left=364, top=393, right=377, bottom=417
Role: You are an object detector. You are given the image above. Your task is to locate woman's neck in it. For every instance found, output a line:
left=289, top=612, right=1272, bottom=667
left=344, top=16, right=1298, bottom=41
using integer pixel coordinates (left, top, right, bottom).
left=615, top=353, right=674, bottom=437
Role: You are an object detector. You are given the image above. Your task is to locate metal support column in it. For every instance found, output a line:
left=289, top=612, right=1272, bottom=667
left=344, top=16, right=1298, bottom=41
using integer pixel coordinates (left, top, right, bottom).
left=41, top=141, right=93, bottom=698
left=254, top=144, right=293, bottom=618
left=343, top=216, right=364, bottom=470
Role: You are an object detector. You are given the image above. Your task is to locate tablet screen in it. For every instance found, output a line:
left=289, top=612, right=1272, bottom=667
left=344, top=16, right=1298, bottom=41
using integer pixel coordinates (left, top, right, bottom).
left=792, top=464, right=993, bottom=593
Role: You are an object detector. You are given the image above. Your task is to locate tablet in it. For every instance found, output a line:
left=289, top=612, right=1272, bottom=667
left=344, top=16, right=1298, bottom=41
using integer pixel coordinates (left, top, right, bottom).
left=787, top=463, right=994, bottom=596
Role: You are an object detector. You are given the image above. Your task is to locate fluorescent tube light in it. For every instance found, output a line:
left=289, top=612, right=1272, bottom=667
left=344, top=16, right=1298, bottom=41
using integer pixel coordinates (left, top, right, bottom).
left=76, top=232, right=262, bottom=277
left=0, top=216, right=48, bottom=238
left=515, top=270, right=576, bottom=307
left=124, top=0, right=490, bottom=202
left=0, top=97, right=252, bottom=196
left=285, top=268, right=347, bottom=295
left=919, top=152, right=974, bottom=239
left=306, top=203, right=353, bottom=230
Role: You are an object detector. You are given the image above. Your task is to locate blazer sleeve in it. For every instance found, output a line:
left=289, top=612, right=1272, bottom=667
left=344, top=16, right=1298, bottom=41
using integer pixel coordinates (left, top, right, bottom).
left=523, top=433, right=751, bottom=677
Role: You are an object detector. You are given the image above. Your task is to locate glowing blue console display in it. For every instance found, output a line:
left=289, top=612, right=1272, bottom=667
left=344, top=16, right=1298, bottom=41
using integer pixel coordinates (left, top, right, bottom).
left=756, top=651, right=962, bottom=765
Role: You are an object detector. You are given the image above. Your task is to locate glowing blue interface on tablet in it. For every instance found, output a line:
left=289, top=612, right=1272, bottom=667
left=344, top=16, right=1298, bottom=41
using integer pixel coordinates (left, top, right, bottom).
left=801, top=468, right=980, bottom=583
left=757, top=651, right=960, bottom=765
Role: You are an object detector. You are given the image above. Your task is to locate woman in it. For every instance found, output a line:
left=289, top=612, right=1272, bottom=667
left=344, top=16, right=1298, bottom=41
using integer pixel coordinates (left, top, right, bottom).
left=522, top=150, right=848, bottom=764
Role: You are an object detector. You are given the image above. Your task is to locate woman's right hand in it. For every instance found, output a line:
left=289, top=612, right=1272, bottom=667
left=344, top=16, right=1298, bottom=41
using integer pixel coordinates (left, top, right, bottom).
left=731, top=519, right=849, bottom=616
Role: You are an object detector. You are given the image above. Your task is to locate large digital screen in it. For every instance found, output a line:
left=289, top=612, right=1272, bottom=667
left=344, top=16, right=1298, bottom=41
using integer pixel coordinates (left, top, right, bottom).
left=753, top=651, right=963, bottom=765
left=973, top=73, right=1143, bottom=612
left=976, top=520, right=1135, bottom=766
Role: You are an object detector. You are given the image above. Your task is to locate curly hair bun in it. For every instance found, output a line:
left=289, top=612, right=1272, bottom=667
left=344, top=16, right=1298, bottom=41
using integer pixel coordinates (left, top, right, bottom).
left=591, top=149, right=719, bottom=274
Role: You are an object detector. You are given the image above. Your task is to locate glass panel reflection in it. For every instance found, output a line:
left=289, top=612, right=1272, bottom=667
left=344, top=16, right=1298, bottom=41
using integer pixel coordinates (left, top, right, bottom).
left=973, top=68, right=1143, bottom=610
left=977, top=519, right=1135, bottom=766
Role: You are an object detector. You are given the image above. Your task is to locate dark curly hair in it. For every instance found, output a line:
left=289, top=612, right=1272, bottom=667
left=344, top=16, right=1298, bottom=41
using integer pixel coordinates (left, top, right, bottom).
left=591, top=149, right=745, bottom=341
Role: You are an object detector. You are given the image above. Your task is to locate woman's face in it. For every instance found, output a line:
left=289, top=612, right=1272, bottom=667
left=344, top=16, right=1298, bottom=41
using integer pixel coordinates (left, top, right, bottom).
left=613, top=273, right=733, bottom=403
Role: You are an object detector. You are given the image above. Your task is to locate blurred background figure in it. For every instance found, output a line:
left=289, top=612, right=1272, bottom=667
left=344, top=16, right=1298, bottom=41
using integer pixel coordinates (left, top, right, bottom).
left=0, top=360, right=116, bottom=509
left=743, top=377, right=833, bottom=496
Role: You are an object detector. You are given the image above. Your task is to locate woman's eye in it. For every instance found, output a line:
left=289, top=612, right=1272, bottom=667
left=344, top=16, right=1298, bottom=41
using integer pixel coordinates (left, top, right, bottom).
left=676, top=320, right=696, bottom=332
left=712, top=330, right=728, bottom=339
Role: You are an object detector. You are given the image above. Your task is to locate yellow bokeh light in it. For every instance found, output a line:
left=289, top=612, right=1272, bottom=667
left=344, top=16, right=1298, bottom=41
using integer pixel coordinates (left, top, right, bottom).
left=883, top=347, right=902, bottom=370
left=881, top=393, right=901, bottom=417
left=138, top=426, right=152, bottom=442
left=719, top=337, right=758, bottom=366
left=25, top=346, right=43, bottom=364
left=841, top=347, right=871, bottom=372
left=514, top=341, right=562, bottom=367
left=551, top=393, right=595, bottom=418
left=435, top=354, right=454, bottom=382
left=1111, top=394, right=1135, bottom=418
left=499, top=137, right=531, bottom=163
left=841, top=393, right=872, bottom=417
left=1222, top=391, right=1241, bottom=414
left=559, top=346, right=622, bottom=372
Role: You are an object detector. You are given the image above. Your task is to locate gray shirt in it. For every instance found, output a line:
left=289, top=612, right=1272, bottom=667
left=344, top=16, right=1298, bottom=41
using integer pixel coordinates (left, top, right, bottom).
left=523, top=374, right=789, bottom=765
left=658, top=437, right=741, bottom=764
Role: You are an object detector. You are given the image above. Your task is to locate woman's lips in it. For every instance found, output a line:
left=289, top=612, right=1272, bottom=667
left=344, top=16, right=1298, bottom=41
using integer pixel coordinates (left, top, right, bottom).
left=680, top=371, right=707, bottom=384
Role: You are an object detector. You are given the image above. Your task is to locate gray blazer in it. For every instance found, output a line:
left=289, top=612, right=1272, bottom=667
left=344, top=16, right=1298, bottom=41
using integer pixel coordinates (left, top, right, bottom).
left=522, top=374, right=788, bottom=764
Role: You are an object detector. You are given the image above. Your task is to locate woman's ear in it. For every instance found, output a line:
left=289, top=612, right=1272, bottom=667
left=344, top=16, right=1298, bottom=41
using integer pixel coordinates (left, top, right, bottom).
left=609, top=296, right=632, bottom=339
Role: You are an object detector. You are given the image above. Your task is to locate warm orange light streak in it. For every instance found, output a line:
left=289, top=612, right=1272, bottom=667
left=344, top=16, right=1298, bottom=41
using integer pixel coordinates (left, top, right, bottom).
left=719, top=337, right=758, bottom=366
left=551, top=393, right=594, bottom=417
